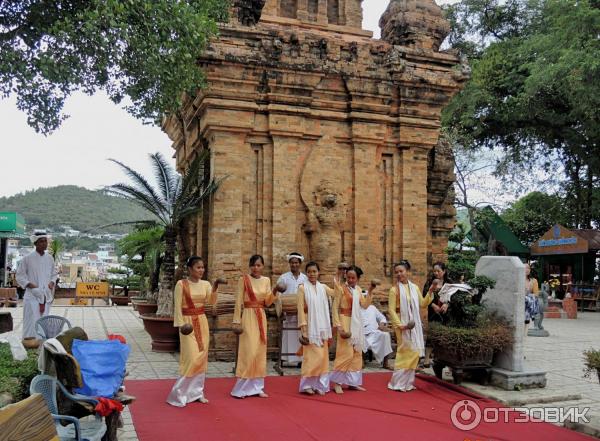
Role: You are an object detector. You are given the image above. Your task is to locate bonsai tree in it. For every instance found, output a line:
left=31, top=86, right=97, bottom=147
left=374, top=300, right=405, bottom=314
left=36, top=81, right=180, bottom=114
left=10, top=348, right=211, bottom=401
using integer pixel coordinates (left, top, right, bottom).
left=106, top=267, right=140, bottom=296
left=105, top=150, right=221, bottom=317
left=583, top=349, right=600, bottom=384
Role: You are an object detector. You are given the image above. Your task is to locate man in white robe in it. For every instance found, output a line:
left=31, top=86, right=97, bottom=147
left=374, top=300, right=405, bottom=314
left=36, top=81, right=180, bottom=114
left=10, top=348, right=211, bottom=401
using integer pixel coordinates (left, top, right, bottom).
left=276, top=252, right=308, bottom=366
left=16, top=233, right=58, bottom=339
left=361, top=303, right=393, bottom=367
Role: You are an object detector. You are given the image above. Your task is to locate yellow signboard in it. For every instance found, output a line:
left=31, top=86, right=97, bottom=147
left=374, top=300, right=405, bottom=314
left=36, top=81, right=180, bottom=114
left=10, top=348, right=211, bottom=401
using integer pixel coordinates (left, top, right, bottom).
left=76, top=282, right=109, bottom=298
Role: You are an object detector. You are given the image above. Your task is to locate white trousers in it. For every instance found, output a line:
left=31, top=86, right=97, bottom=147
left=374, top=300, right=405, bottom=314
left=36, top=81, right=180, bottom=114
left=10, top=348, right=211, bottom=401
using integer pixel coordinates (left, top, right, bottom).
left=329, top=370, right=362, bottom=387
left=167, top=373, right=206, bottom=407
left=230, top=378, right=265, bottom=398
left=388, top=369, right=416, bottom=392
left=364, top=330, right=393, bottom=363
left=299, top=374, right=330, bottom=394
left=22, top=294, right=51, bottom=339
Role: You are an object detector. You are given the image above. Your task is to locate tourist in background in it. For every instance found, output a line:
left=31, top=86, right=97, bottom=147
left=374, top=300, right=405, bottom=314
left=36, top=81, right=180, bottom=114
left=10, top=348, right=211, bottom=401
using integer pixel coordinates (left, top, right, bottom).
left=388, top=260, right=433, bottom=392
left=231, top=255, right=278, bottom=398
left=422, top=261, right=451, bottom=366
left=330, top=266, right=377, bottom=394
left=333, top=262, right=350, bottom=288
left=297, top=261, right=335, bottom=395
left=167, top=256, right=222, bottom=407
left=276, top=252, right=308, bottom=367
left=16, top=232, right=58, bottom=339
left=525, top=263, right=540, bottom=331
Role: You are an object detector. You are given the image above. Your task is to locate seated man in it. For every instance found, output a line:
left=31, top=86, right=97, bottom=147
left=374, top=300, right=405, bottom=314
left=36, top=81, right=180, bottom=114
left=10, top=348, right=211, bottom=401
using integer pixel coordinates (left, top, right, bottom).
left=361, top=301, right=393, bottom=368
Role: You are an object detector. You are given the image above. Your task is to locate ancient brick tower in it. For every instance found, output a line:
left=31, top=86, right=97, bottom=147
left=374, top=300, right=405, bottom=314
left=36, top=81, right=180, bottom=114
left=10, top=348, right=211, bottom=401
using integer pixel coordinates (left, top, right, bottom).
left=163, top=0, right=467, bottom=289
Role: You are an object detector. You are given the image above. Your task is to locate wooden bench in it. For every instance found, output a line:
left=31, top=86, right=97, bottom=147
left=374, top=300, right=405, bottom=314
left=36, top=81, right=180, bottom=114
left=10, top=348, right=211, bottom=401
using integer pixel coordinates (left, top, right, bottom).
left=0, top=394, right=59, bottom=441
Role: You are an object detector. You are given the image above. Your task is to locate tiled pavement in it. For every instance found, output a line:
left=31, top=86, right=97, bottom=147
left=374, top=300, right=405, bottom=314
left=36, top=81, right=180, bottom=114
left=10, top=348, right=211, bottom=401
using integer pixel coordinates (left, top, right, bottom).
left=3, top=302, right=600, bottom=439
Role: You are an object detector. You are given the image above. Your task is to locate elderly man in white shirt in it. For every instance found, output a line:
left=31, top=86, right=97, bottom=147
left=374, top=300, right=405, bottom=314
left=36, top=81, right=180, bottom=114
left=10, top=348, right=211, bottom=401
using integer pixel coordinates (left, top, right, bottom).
left=276, top=252, right=309, bottom=366
left=16, top=232, right=58, bottom=338
left=361, top=302, right=393, bottom=368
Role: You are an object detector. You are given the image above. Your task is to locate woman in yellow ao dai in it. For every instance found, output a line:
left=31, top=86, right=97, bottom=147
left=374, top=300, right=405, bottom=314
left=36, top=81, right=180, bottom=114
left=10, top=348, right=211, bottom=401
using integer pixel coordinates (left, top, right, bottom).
left=231, top=254, right=278, bottom=398
left=330, top=266, right=374, bottom=394
left=387, top=260, right=433, bottom=392
left=297, top=261, right=336, bottom=395
left=167, top=256, right=220, bottom=407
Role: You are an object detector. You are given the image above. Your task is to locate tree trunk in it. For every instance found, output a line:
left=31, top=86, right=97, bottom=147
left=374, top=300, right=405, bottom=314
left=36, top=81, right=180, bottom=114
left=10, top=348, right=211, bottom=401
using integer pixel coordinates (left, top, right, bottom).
left=584, top=165, right=593, bottom=228
left=156, top=226, right=176, bottom=317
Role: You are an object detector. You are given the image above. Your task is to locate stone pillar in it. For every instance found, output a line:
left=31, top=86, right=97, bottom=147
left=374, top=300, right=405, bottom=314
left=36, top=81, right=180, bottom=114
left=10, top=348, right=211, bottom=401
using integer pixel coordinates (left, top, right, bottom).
left=476, top=256, right=525, bottom=371
left=317, top=0, right=328, bottom=24
left=398, top=146, right=429, bottom=287
left=352, top=140, right=383, bottom=281
left=272, top=133, right=303, bottom=276
left=297, top=0, right=308, bottom=21
left=476, top=256, right=547, bottom=389
left=206, top=129, right=252, bottom=286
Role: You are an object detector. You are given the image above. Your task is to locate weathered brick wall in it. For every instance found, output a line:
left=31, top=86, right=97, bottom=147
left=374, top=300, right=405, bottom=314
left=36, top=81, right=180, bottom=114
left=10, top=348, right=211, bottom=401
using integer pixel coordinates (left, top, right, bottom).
left=164, top=0, right=467, bottom=359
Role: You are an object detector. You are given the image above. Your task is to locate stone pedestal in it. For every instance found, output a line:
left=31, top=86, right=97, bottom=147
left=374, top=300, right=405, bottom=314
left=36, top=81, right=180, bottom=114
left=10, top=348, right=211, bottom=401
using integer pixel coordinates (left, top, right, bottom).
left=475, top=256, right=547, bottom=390
left=527, top=328, right=550, bottom=337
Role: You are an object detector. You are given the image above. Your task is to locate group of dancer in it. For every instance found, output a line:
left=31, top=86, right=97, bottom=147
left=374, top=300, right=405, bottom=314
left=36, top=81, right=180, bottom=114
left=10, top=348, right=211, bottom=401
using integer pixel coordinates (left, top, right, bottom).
left=166, top=253, right=442, bottom=407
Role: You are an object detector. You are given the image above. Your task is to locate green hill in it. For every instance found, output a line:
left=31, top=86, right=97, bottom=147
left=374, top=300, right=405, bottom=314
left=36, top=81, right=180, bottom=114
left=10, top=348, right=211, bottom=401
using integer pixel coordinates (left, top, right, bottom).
left=0, top=185, right=154, bottom=233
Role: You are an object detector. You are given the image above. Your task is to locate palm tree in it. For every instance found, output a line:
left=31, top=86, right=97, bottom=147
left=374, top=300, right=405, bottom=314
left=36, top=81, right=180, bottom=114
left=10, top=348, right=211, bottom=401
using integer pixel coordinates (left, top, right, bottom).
left=105, top=150, right=221, bottom=317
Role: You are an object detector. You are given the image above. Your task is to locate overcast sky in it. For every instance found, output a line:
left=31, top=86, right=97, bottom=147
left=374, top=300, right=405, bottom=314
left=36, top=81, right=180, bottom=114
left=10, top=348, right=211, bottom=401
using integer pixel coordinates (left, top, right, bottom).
left=0, top=1, right=460, bottom=200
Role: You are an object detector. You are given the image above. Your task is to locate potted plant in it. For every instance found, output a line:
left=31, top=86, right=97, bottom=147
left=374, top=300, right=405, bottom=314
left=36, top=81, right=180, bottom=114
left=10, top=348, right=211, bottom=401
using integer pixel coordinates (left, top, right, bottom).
left=117, top=226, right=164, bottom=311
left=429, top=275, right=513, bottom=385
left=107, top=268, right=138, bottom=306
left=548, top=278, right=560, bottom=299
left=583, top=349, right=600, bottom=384
left=105, top=150, right=222, bottom=352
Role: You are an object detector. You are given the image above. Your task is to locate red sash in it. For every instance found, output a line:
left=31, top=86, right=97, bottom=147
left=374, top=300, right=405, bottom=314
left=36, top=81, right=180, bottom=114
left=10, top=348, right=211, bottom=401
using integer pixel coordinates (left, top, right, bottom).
left=243, top=275, right=267, bottom=344
left=182, top=280, right=204, bottom=352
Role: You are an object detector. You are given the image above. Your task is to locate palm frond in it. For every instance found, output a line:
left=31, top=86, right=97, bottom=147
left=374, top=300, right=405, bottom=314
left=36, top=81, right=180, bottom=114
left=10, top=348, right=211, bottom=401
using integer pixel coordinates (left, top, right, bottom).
left=104, top=184, right=170, bottom=225
left=108, top=157, right=166, bottom=210
left=90, top=220, right=159, bottom=232
left=174, top=175, right=224, bottom=223
left=150, top=152, right=178, bottom=209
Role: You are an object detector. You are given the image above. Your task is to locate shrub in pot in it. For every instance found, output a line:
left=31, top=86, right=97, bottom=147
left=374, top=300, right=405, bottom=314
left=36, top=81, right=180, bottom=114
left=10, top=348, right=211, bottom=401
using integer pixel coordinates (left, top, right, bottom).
left=428, top=276, right=512, bottom=384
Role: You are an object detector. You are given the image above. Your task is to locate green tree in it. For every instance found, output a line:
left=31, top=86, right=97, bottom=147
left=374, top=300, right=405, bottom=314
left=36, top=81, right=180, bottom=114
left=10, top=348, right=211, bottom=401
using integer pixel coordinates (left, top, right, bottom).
left=501, top=191, right=569, bottom=245
left=105, top=150, right=221, bottom=317
left=117, top=226, right=164, bottom=296
left=48, top=238, right=63, bottom=260
left=0, top=0, right=228, bottom=134
left=443, top=0, right=600, bottom=227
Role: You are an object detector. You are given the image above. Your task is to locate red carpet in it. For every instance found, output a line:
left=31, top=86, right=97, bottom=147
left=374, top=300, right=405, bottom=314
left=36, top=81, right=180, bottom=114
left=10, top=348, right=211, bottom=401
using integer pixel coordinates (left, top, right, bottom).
left=127, top=373, right=593, bottom=441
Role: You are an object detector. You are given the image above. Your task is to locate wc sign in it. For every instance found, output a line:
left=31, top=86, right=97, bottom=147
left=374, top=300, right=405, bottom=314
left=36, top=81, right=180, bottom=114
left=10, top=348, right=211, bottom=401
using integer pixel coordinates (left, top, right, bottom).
left=76, top=282, right=109, bottom=298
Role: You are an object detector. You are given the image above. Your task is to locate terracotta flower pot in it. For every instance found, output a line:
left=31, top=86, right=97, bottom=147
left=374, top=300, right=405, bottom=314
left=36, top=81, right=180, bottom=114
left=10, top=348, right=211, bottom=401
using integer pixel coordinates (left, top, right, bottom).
left=130, top=297, right=146, bottom=311
left=136, top=302, right=158, bottom=315
left=110, top=296, right=130, bottom=306
left=140, top=314, right=179, bottom=352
